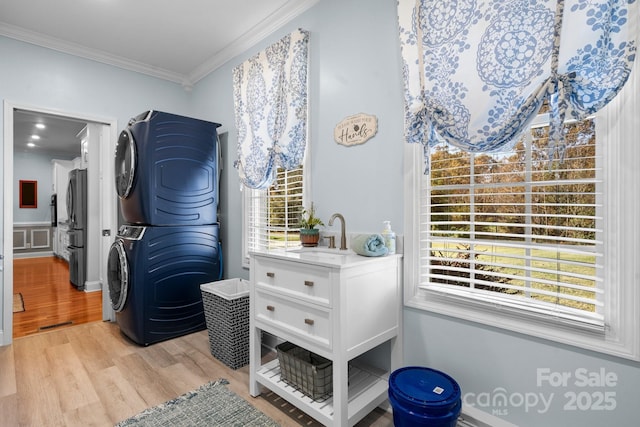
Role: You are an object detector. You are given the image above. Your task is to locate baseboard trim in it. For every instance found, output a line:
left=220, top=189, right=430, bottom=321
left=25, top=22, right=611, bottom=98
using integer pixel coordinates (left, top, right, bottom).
left=457, top=404, right=519, bottom=427
left=379, top=403, right=515, bottom=427
left=84, top=280, right=101, bottom=292
left=13, top=251, right=54, bottom=259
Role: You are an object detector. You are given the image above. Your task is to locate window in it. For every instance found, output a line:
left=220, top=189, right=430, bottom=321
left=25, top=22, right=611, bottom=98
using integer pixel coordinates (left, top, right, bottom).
left=426, top=111, right=602, bottom=324
left=404, top=66, right=640, bottom=360
left=242, top=166, right=305, bottom=266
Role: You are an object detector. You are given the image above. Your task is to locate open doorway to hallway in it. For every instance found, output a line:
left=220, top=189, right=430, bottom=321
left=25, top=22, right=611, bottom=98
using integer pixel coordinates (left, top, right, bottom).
left=12, top=110, right=102, bottom=337
left=2, top=102, right=118, bottom=346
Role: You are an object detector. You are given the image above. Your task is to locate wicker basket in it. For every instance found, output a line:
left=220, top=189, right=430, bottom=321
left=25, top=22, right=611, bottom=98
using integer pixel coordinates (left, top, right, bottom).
left=200, top=279, right=250, bottom=370
left=276, top=342, right=333, bottom=401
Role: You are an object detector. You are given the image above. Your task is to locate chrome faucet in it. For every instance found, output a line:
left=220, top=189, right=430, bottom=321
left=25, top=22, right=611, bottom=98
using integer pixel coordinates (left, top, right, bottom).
left=328, top=213, right=347, bottom=250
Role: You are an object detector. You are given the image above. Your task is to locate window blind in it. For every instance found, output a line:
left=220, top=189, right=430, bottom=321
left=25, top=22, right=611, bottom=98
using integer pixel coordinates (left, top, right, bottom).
left=420, top=116, right=604, bottom=326
left=246, top=166, right=304, bottom=253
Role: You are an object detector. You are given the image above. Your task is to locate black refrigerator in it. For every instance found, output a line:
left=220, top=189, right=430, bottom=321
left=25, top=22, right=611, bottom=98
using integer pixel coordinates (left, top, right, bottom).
left=67, top=168, right=87, bottom=290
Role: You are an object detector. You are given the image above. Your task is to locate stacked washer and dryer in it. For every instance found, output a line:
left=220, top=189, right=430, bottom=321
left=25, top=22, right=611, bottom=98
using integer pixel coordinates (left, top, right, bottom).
left=107, top=111, right=223, bottom=346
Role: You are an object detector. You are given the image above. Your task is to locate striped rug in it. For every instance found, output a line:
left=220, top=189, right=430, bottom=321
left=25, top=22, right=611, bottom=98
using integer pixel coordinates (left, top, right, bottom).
left=115, top=379, right=279, bottom=427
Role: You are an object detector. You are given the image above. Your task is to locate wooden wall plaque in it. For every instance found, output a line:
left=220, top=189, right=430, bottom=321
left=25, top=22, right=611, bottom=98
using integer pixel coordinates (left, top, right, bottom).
left=334, top=113, right=378, bottom=146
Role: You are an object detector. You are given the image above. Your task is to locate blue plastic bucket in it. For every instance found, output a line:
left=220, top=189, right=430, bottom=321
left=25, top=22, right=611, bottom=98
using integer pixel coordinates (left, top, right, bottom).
left=388, top=366, right=462, bottom=427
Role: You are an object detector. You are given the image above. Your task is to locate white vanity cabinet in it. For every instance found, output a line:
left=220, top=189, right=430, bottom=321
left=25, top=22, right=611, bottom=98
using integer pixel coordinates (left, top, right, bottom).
left=249, top=249, right=402, bottom=426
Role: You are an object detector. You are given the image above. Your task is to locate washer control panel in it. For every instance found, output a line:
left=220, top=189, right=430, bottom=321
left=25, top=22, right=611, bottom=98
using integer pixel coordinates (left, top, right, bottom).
left=118, top=225, right=146, bottom=240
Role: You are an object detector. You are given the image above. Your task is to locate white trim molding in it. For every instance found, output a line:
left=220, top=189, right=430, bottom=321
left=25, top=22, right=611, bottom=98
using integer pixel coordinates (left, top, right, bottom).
left=0, top=0, right=320, bottom=89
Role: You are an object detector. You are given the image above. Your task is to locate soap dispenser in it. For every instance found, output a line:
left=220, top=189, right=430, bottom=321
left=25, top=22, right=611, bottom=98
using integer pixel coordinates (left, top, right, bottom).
left=381, top=221, right=396, bottom=254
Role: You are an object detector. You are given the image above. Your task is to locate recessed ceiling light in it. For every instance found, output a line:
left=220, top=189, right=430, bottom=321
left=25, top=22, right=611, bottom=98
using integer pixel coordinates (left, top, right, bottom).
left=31, top=134, right=40, bottom=140
left=27, top=142, right=36, bottom=148
left=35, top=123, right=46, bottom=129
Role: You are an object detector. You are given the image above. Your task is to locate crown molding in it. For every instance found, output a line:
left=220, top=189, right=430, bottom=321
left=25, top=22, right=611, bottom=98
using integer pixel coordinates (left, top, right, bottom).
left=188, top=0, right=320, bottom=84
left=0, top=0, right=319, bottom=90
left=0, top=22, right=188, bottom=86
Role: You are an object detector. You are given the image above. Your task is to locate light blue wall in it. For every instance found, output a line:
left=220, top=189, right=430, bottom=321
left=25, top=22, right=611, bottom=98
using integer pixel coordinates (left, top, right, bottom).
left=191, top=0, right=405, bottom=281
left=1, top=0, right=639, bottom=425
left=191, top=0, right=640, bottom=426
left=13, top=152, right=53, bottom=223
left=0, top=36, right=193, bottom=228
left=0, top=37, right=193, bottom=129
left=405, top=310, right=640, bottom=426
left=0, top=36, right=194, bottom=341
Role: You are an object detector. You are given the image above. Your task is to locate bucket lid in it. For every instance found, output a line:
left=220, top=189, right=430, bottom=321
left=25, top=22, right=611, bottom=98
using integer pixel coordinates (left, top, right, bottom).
left=389, top=366, right=461, bottom=412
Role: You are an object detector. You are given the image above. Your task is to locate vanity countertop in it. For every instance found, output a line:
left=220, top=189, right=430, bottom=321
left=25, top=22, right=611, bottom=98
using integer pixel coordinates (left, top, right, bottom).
left=252, top=247, right=402, bottom=268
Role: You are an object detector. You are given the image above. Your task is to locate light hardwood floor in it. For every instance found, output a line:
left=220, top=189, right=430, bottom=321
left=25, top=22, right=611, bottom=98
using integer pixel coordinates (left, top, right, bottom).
left=0, top=321, right=392, bottom=426
left=5, top=257, right=393, bottom=426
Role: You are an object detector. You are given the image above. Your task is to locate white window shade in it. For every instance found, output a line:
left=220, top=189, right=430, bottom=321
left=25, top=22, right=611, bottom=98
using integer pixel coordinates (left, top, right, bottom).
left=397, top=0, right=637, bottom=164
left=233, top=29, right=309, bottom=189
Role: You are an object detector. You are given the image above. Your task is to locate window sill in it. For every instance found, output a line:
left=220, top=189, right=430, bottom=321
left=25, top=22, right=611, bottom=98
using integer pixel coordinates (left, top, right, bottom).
left=405, top=290, right=639, bottom=362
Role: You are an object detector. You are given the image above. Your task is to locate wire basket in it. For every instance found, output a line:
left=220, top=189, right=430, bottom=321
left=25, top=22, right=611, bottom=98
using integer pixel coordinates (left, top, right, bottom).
left=276, top=342, right=333, bottom=401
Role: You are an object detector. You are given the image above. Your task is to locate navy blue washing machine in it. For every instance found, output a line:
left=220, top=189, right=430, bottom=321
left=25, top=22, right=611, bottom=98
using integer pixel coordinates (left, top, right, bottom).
left=115, top=110, right=222, bottom=226
left=106, top=224, right=222, bottom=346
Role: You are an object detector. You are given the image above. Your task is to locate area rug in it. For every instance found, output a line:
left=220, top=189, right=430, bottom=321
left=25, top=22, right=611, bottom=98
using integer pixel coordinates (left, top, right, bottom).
left=115, top=379, right=279, bottom=427
left=13, top=293, right=25, bottom=313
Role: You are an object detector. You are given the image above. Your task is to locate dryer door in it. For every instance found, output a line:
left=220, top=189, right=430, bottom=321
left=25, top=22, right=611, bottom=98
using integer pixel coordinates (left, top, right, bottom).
left=115, top=129, right=136, bottom=198
left=107, top=239, right=129, bottom=312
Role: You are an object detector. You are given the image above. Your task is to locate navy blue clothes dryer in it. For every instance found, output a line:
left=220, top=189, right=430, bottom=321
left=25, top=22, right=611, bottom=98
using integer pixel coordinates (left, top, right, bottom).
left=115, top=110, right=221, bottom=226
left=107, top=224, right=222, bottom=346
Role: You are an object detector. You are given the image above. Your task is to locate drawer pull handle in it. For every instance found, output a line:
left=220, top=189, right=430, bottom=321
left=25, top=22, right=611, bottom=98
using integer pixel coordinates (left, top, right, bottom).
left=267, top=305, right=275, bottom=312
left=304, top=280, right=314, bottom=287
left=266, top=272, right=275, bottom=278
left=304, top=318, right=315, bottom=326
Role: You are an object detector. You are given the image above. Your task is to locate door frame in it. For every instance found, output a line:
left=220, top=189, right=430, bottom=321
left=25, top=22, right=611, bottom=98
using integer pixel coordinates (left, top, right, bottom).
left=2, top=100, right=118, bottom=346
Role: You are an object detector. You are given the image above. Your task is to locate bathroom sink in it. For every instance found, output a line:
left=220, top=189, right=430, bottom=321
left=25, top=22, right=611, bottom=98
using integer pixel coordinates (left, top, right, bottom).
left=257, top=246, right=388, bottom=267
left=289, top=247, right=346, bottom=253
left=285, top=247, right=359, bottom=264
left=288, top=247, right=352, bottom=258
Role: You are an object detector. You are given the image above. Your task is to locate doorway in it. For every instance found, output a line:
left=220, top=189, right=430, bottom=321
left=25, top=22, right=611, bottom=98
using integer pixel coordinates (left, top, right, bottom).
left=2, top=101, right=118, bottom=345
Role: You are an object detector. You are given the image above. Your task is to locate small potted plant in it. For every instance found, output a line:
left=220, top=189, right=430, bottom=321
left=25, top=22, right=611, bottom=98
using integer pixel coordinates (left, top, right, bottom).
left=299, top=203, right=324, bottom=247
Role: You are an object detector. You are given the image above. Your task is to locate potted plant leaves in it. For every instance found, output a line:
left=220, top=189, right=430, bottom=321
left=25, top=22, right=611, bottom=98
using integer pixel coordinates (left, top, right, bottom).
left=299, top=203, right=324, bottom=247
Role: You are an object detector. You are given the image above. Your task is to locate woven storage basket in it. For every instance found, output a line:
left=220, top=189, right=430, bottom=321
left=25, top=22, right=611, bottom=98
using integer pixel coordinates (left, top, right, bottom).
left=200, top=279, right=250, bottom=370
left=276, top=341, right=333, bottom=401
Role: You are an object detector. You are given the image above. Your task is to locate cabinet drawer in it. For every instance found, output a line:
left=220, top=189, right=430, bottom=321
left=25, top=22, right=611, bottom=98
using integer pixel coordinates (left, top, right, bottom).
left=255, top=290, right=331, bottom=349
left=254, top=257, right=331, bottom=306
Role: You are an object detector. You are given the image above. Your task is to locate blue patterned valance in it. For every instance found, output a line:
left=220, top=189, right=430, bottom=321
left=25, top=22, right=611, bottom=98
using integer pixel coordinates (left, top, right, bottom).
left=233, top=29, right=309, bottom=189
left=397, top=0, right=637, bottom=166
